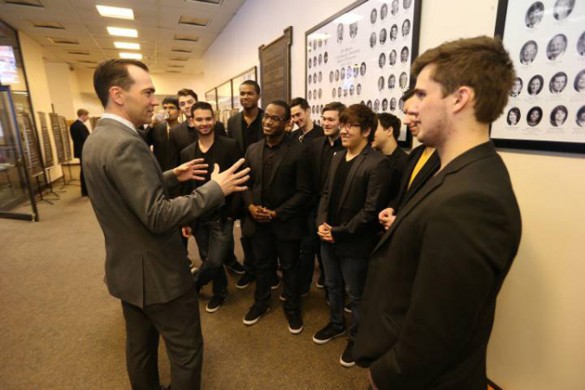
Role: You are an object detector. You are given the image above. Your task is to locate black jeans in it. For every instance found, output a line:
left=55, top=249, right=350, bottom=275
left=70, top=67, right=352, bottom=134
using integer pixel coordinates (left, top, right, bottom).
left=251, top=225, right=301, bottom=314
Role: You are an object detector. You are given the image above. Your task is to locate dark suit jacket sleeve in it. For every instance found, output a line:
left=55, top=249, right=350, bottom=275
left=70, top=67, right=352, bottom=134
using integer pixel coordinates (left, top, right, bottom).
left=107, top=137, right=224, bottom=234
left=330, top=157, right=392, bottom=239
left=274, top=145, right=312, bottom=221
left=316, top=155, right=335, bottom=228
left=369, top=192, right=518, bottom=389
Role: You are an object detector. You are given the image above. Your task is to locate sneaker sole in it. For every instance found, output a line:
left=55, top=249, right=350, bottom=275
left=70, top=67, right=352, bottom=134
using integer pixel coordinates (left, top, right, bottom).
left=312, top=329, right=346, bottom=345
left=206, top=296, right=227, bottom=313
left=288, top=325, right=304, bottom=335
left=243, top=307, right=270, bottom=326
left=270, top=282, right=280, bottom=290
left=316, top=283, right=325, bottom=289
left=226, top=265, right=246, bottom=275
left=339, top=357, right=356, bottom=368
left=235, top=282, right=251, bottom=290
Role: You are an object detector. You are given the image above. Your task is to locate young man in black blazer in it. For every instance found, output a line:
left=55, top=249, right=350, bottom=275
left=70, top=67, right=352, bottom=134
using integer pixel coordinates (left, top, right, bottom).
left=180, top=102, right=243, bottom=313
left=69, top=108, right=90, bottom=196
left=290, top=97, right=324, bottom=144
left=354, top=37, right=522, bottom=389
left=143, top=96, right=180, bottom=171
left=241, top=100, right=312, bottom=334
left=300, top=102, right=346, bottom=294
left=314, top=104, right=392, bottom=367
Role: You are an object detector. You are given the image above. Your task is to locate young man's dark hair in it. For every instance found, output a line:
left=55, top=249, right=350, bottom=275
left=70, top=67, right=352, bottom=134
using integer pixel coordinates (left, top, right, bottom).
left=93, top=59, right=148, bottom=107
left=77, top=108, right=89, bottom=117
left=162, top=96, right=179, bottom=108
left=190, top=101, right=214, bottom=116
left=377, top=113, right=402, bottom=140
left=401, top=88, right=415, bottom=102
left=289, top=97, right=310, bottom=111
left=340, top=104, right=377, bottom=142
left=270, top=99, right=292, bottom=120
left=241, top=80, right=261, bottom=94
left=177, top=88, right=198, bottom=101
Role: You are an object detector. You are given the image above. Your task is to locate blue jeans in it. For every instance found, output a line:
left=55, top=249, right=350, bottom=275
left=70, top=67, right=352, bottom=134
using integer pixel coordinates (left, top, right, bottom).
left=193, top=218, right=233, bottom=297
left=321, top=243, right=369, bottom=339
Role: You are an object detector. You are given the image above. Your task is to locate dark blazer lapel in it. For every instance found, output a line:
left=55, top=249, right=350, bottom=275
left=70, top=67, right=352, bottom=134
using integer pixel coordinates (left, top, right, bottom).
left=372, top=141, right=497, bottom=254
left=252, top=142, right=264, bottom=203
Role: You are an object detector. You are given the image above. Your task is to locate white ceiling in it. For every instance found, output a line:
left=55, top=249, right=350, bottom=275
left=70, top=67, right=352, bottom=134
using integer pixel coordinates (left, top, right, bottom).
left=0, top=0, right=246, bottom=75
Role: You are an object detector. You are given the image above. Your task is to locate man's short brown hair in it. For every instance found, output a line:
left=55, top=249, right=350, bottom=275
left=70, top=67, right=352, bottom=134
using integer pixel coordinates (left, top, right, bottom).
left=93, top=59, right=149, bottom=108
left=77, top=109, right=89, bottom=117
left=412, top=36, right=515, bottom=124
left=322, top=101, right=347, bottom=117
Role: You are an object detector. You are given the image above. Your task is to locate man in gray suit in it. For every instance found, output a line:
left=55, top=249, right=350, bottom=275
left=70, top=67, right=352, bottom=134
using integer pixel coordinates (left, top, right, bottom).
left=83, top=58, right=249, bottom=390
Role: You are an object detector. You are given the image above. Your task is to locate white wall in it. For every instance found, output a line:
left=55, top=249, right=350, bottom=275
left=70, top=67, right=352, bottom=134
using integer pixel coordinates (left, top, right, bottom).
left=44, top=62, right=81, bottom=120
left=203, top=0, right=585, bottom=389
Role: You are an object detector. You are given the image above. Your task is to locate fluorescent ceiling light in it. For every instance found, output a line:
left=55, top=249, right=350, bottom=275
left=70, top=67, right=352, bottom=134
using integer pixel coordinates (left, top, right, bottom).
left=114, top=41, right=140, bottom=50
left=107, top=27, right=138, bottom=38
left=119, top=52, right=143, bottom=60
left=97, top=5, right=134, bottom=20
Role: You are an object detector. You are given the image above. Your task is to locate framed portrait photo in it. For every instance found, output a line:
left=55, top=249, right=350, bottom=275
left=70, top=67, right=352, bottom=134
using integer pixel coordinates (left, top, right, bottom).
left=305, top=0, right=422, bottom=148
left=492, top=0, right=585, bottom=153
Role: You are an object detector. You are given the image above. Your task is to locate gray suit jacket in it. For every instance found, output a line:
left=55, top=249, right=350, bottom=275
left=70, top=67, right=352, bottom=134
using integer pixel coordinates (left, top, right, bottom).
left=83, top=118, right=224, bottom=307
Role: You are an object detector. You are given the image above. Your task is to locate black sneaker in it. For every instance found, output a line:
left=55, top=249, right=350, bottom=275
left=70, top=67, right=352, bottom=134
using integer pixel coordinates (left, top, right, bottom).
left=344, top=303, right=352, bottom=314
left=340, top=340, right=356, bottom=367
left=236, top=273, right=255, bottom=289
left=206, top=295, right=226, bottom=313
left=243, top=305, right=270, bottom=326
left=316, top=275, right=325, bottom=289
left=279, top=293, right=286, bottom=302
left=312, top=323, right=346, bottom=344
left=271, top=276, right=281, bottom=290
left=225, top=261, right=245, bottom=275
left=286, top=312, right=304, bottom=335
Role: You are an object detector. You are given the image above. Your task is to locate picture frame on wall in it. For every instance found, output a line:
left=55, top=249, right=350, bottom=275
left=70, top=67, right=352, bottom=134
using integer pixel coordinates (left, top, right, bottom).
left=217, top=81, right=233, bottom=127
left=305, top=0, right=422, bottom=148
left=205, top=88, right=218, bottom=115
left=492, top=0, right=585, bottom=153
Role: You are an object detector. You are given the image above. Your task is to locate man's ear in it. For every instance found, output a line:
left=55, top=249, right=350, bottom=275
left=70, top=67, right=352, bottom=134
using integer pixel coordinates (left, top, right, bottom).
left=110, top=86, right=124, bottom=106
left=452, top=86, right=473, bottom=114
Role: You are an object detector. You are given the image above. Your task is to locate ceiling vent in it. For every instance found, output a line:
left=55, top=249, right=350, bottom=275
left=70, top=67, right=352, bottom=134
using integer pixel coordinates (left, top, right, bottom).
left=178, top=16, right=210, bottom=27
left=3, top=0, right=44, bottom=8
left=29, top=20, right=65, bottom=30
left=171, top=48, right=192, bottom=53
left=68, top=51, right=90, bottom=55
left=47, top=37, right=79, bottom=45
left=174, top=34, right=199, bottom=42
left=185, top=0, right=223, bottom=5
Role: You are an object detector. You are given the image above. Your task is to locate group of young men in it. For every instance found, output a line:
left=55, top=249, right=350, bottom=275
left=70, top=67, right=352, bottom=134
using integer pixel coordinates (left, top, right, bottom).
left=83, top=36, right=521, bottom=390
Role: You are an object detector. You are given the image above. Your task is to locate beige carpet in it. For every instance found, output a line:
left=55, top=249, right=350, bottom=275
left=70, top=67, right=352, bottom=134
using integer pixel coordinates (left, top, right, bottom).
left=0, top=174, right=369, bottom=389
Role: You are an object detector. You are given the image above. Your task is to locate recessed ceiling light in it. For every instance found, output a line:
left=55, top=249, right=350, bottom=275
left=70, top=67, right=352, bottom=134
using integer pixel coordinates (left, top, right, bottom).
left=107, top=27, right=138, bottom=38
left=119, top=52, right=142, bottom=60
left=114, top=41, right=140, bottom=50
left=97, top=5, right=134, bottom=20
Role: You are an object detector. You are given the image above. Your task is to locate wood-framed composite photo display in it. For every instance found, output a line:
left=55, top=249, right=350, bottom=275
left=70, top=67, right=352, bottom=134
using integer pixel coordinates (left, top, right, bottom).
left=305, top=0, right=422, bottom=148
left=492, top=0, right=585, bottom=153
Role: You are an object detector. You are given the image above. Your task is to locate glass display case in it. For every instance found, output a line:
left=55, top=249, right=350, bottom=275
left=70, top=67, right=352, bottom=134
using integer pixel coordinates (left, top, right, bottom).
left=0, top=85, right=38, bottom=221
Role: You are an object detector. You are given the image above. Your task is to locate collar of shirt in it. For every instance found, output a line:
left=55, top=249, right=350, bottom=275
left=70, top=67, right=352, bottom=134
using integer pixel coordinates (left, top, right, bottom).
left=101, top=113, right=138, bottom=134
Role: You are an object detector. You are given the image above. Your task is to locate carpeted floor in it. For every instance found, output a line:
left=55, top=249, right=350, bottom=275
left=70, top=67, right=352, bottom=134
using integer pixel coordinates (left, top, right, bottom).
left=0, top=175, right=369, bottom=389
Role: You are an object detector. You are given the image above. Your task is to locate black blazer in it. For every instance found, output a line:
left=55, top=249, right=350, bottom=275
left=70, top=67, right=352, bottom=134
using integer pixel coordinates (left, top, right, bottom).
left=144, top=122, right=174, bottom=171
left=354, top=142, right=522, bottom=390
left=69, top=119, right=90, bottom=158
left=242, top=136, right=312, bottom=240
left=391, top=144, right=440, bottom=210
left=179, top=136, right=243, bottom=220
left=227, top=109, right=264, bottom=153
left=289, top=123, right=324, bottom=144
left=316, top=145, right=392, bottom=257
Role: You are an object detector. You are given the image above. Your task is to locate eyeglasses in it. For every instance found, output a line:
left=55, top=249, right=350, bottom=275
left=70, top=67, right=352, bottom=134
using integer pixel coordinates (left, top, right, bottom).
left=262, top=113, right=285, bottom=122
left=341, top=123, right=361, bottom=130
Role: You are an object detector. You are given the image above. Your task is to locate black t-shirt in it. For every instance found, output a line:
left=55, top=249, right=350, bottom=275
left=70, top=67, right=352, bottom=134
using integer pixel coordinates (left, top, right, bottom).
left=328, top=156, right=356, bottom=226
